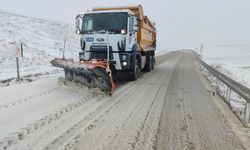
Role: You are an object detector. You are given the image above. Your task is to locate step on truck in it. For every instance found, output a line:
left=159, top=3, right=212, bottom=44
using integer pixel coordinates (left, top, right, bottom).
left=51, top=5, right=157, bottom=95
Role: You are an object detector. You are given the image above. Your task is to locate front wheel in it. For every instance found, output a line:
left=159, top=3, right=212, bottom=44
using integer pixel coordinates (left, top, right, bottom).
left=131, top=60, right=139, bottom=81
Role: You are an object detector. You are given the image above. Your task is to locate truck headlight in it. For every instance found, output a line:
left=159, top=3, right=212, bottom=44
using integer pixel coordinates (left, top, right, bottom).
left=121, top=29, right=126, bottom=34
left=122, top=61, right=128, bottom=66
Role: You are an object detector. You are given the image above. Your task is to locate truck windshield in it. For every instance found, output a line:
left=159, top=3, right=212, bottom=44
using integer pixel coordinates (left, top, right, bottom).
left=82, top=12, right=127, bottom=34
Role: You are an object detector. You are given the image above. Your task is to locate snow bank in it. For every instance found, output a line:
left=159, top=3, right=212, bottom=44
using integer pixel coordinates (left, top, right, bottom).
left=0, top=11, right=80, bottom=80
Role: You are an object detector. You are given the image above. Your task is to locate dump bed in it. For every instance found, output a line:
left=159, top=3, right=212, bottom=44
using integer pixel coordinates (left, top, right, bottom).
left=93, top=5, right=156, bottom=52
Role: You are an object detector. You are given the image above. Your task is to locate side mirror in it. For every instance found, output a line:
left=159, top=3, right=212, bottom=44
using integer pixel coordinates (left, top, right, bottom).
left=75, top=14, right=84, bottom=34
left=133, top=17, right=139, bottom=32
left=75, top=28, right=81, bottom=34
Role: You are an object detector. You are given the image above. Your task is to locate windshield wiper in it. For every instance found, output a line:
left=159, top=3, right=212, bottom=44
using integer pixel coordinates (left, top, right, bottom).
left=83, top=30, right=95, bottom=34
left=83, top=29, right=122, bottom=34
left=96, top=30, right=106, bottom=34
left=107, top=29, right=121, bottom=34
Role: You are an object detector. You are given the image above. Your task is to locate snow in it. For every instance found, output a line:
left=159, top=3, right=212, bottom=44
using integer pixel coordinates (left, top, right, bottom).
left=199, top=46, right=250, bottom=121
left=0, top=11, right=80, bottom=81
left=201, top=46, right=250, bottom=88
left=155, top=50, right=168, bottom=56
left=0, top=76, right=98, bottom=147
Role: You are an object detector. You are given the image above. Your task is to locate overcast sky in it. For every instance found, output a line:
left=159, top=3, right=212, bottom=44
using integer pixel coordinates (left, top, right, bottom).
left=1, top=0, right=250, bottom=51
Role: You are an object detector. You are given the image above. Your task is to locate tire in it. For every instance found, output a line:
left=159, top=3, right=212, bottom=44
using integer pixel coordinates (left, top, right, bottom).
left=145, top=55, right=152, bottom=72
left=131, top=59, right=139, bottom=81
left=151, top=56, right=155, bottom=70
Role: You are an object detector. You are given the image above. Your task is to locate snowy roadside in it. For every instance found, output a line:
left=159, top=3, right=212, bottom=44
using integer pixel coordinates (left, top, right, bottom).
left=201, top=46, right=250, bottom=88
left=0, top=10, right=80, bottom=83
left=199, top=46, right=250, bottom=123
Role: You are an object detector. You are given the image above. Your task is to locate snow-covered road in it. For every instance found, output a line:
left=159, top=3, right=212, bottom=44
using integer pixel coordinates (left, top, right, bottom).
left=0, top=51, right=249, bottom=150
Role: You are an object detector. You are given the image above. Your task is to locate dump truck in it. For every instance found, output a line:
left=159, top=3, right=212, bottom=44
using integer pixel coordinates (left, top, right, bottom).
left=51, top=5, right=156, bottom=95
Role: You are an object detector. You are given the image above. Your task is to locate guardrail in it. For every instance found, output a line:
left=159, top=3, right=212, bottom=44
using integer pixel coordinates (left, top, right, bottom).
left=197, top=55, right=250, bottom=123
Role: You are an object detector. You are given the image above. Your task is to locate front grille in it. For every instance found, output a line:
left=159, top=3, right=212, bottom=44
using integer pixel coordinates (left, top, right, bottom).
left=90, top=45, right=113, bottom=60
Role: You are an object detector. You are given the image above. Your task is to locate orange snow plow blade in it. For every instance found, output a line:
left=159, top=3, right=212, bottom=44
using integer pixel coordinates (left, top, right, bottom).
left=51, top=58, right=116, bottom=95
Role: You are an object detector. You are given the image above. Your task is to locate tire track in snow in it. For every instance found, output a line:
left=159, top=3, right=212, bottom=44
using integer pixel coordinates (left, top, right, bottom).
left=58, top=54, right=182, bottom=150
left=0, top=78, right=100, bottom=149
left=132, top=56, right=182, bottom=150
left=107, top=63, right=178, bottom=150
left=39, top=53, right=176, bottom=150
left=0, top=91, right=91, bottom=149
left=42, top=80, right=137, bottom=150
left=0, top=53, right=171, bottom=150
left=0, top=87, right=60, bottom=111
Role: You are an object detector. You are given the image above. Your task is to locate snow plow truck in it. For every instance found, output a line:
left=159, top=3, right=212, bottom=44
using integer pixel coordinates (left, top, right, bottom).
left=51, top=5, right=157, bottom=95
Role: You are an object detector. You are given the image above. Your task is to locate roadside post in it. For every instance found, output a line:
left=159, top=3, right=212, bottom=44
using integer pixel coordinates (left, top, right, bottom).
left=20, top=42, right=24, bottom=57
left=16, top=57, right=20, bottom=80
left=10, top=40, right=23, bottom=81
left=63, top=37, right=67, bottom=59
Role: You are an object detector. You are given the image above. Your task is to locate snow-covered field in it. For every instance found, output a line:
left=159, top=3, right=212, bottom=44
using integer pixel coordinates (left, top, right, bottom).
left=201, top=45, right=250, bottom=88
left=0, top=11, right=80, bottom=81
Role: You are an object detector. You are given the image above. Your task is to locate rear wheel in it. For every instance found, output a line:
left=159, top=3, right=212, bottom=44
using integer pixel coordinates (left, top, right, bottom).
left=145, top=55, right=152, bottom=72
left=151, top=55, right=155, bottom=70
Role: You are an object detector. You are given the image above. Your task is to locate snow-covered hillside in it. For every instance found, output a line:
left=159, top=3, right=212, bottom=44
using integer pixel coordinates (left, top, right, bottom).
left=201, top=45, right=250, bottom=88
left=0, top=11, right=80, bottom=80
